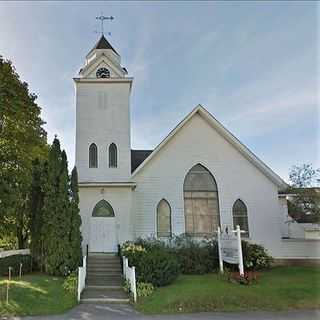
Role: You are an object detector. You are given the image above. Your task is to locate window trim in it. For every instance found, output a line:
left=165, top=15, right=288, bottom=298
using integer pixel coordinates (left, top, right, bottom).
left=92, top=199, right=115, bottom=217
left=89, top=143, right=98, bottom=168
left=232, top=198, right=249, bottom=237
left=183, top=163, right=220, bottom=237
left=156, top=198, right=172, bottom=238
left=109, top=143, right=118, bottom=168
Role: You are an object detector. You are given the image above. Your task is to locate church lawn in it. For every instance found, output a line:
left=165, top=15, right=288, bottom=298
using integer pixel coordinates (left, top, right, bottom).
left=0, top=274, right=77, bottom=316
left=136, top=266, right=320, bottom=314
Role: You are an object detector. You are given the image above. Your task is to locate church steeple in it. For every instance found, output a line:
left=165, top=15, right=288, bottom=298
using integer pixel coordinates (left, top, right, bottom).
left=79, top=34, right=127, bottom=78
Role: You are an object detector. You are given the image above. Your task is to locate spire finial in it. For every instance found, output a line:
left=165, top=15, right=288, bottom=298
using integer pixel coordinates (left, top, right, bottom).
left=96, top=13, right=114, bottom=36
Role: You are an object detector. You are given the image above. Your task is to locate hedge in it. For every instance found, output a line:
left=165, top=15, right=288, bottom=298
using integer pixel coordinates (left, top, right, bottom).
left=0, top=254, right=32, bottom=276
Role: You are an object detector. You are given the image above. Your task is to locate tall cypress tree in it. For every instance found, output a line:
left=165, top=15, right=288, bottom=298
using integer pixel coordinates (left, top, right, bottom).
left=68, top=166, right=82, bottom=269
left=29, top=158, right=47, bottom=270
left=43, top=138, right=71, bottom=275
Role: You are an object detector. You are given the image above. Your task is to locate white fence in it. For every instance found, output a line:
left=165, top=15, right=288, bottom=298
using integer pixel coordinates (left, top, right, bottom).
left=0, top=249, right=30, bottom=258
left=77, top=255, right=87, bottom=302
left=122, top=256, right=137, bottom=302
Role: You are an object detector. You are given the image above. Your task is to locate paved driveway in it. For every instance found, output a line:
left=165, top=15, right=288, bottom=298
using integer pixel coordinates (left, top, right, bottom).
left=6, top=304, right=319, bottom=320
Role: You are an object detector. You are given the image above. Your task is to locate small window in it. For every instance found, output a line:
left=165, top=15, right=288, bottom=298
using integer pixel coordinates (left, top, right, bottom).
left=109, top=143, right=117, bottom=168
left=157, top=199, right=172, bottom=237
left=92, top=200, right=115, bottom=217
left=89, top=143, right=98, bottom=168
left=232, top=199, right=249, bottom=237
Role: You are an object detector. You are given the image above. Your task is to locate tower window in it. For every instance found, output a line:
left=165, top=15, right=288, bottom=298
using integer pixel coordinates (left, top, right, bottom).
left=109, top=143, right=117, bottom=168
left=89, top=143, right=98, bottom=168
left=96, top=67, right=110, bottom=78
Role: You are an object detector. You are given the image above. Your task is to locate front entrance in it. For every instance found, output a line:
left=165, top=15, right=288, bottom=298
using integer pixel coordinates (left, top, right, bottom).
left=89, top=200, right=118, bottom=253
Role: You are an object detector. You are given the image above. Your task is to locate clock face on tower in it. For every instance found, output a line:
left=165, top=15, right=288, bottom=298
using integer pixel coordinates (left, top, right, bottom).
left=96, top=67, right=110, bottom=78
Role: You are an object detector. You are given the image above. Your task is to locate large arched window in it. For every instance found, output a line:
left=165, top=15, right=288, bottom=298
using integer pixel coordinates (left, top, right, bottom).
left=92, top=200, right=115, bottom=217
left=109, top=143, right=117, bottom=168
left=89, top=143, right=98, bottom=168
left=183, top=164, right=220, bottom=236
left=232, top=199, right=249, bottom=237
left=157, top=199, right=172, bottom=238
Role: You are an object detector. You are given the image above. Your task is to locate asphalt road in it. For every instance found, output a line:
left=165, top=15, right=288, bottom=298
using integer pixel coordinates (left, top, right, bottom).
left=4, top=304, right=319, bottom=320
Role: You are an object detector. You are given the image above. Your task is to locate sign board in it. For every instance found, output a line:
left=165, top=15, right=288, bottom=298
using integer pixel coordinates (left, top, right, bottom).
left=220, top=225, right=239, bottom=264
left=217, top=225, right=244, bottom=276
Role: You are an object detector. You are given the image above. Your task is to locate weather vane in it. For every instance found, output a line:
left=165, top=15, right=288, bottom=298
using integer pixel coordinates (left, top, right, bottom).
left=95, top=13, right=114, bottom=36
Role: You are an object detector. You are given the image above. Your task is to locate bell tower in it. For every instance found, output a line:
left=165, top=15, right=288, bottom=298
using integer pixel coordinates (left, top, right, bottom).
left=74, top=35, right=133, bottom=182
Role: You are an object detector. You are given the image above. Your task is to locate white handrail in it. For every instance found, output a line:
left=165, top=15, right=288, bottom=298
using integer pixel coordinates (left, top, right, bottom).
left=122, top=256, right=137, bottom=302
left=77, top=255, right=87, bottom=302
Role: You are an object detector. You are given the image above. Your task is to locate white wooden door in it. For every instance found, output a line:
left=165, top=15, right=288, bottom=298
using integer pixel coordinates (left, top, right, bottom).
left=90, top=217, right=117, bottom=252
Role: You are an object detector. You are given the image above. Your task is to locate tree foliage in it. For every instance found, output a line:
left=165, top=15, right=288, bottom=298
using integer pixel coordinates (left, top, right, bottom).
left=0, top=56, right=47, bottom=248
left=41, top=138, right=82, bottom=275
left=288, top=164, right=320, bottom=223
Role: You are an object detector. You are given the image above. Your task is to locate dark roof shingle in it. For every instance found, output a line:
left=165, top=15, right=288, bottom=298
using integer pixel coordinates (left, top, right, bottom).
left=92, top=35, right=119, bottom=55
left=131, top=150, right=153, bottom=173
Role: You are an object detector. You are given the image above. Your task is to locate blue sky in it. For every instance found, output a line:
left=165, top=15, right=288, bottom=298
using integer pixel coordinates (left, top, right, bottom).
left=0, top=1, right=318, bottom=181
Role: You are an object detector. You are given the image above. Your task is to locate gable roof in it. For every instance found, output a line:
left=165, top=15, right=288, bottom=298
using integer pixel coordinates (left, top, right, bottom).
left=131, top=105, right=288, bottom=189
left=131, top=150, right=153, bottom=173
left=88, top=35, right=119, bottom=56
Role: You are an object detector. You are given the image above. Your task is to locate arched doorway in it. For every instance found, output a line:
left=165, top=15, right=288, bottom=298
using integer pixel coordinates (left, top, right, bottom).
left=183, top=164, right=220, bottom=236
left=90, top=200, right=117, bottom=252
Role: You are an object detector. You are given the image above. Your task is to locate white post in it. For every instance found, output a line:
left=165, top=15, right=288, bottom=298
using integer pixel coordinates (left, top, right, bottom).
left=217, top=227, right=223, bottom=273
left=122, top=256, right=126, bottom=277
left=132, top=266, right=137, bottom=303
left=236, top=225, right=244, bottom=276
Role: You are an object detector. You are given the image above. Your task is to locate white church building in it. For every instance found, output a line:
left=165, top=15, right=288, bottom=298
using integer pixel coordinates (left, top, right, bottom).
left=75, top=35, right=319, bottom=262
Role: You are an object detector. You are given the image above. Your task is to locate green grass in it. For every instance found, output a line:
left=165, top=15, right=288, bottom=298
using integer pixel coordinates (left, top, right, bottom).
left=0, top=273, right=77, bottom=316
left=136, top=267, right=320, bottom=314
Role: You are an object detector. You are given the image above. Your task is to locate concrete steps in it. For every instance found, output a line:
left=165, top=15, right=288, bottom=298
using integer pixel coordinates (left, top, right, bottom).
left=81, top=253, right=129, bottom=304
left=81, top=287, right=129, bottom=304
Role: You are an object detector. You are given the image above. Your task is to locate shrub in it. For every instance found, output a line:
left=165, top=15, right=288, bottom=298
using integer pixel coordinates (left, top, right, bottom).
left=172, top=235, right=219, bottom=274
left=137, top=282, right=154, bottom=298
left=62, top=271, right=78, bottom=296
left=0, top=254, right=32, bottom=276
left=121, top=241, right=180, bottom=287
left=242, top=241, right=273, bottom=270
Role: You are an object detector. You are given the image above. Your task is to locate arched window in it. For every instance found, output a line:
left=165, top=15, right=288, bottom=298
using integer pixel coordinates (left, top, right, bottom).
left=92, top=200, right=115, bottom=217
left=109, top=143, right=117, bottom=168
left=157, top=199, right=172, bottom=238
left=183, top=164, right=220, bottom=236
left=89, top=143, right=98, bottom=168
left=232, top=199, right=249, bottom=237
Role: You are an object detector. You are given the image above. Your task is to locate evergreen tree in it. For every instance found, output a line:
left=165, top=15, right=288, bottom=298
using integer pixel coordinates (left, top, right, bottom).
left=29, top=158, right=47, bottom=270
left=68, top=166, right=82, bottom=269
left=43, top=138, right=71, bottom=275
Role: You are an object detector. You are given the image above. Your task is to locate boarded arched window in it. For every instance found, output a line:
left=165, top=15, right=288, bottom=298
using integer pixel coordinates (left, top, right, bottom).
left=157, top=199, right=172, bottom=237
left=92, top=200, right=115, bottom=217
left=109, top=143, right=117, bottom=168
left=89, top=143, right=98, bottom=168
left=184, top=164, right=220, bottom=236
left=233, top=199, right=249, bottom=237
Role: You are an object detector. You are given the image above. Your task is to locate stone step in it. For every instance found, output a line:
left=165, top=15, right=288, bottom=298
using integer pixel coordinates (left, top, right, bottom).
left=81, top=297, right=130, bottom=304
left=87, top=272, right=122, bottom=278
left=81, top=287, right=128, bottom=300
left=86, top=285, right=122, bottom=289
left=88, top=255, right=120, bottom=260
left=88, top=261, right=120, bottom=265
left=87, top=266, right=122, bottom=272
left=86, top=279, right=122, bottom=287
left=87, top=276, right=122, bottom=283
